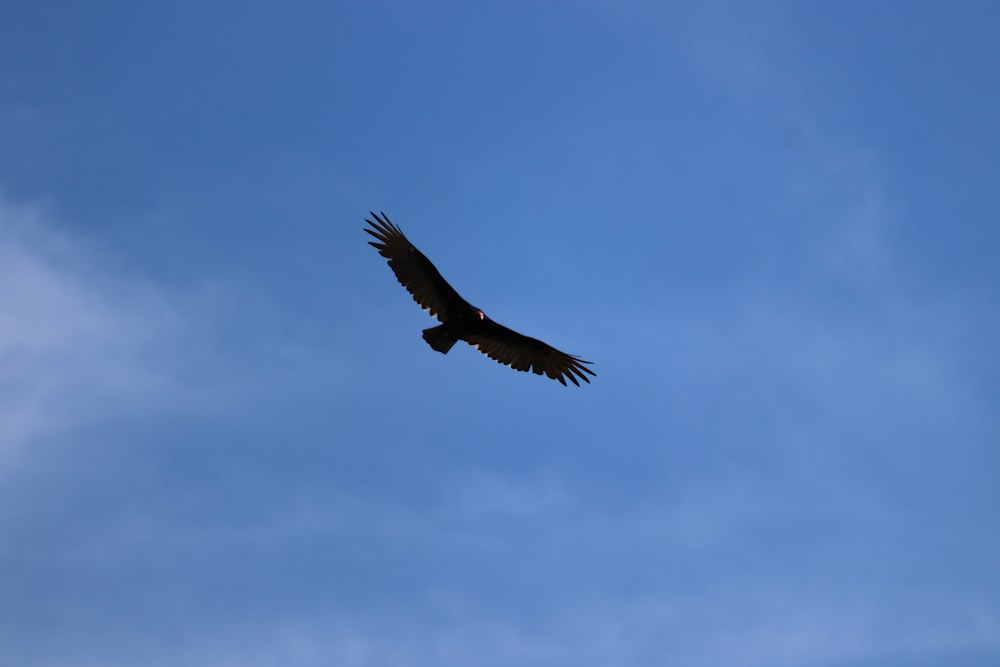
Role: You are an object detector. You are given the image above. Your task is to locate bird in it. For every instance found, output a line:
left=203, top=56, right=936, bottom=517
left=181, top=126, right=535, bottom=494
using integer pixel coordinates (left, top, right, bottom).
left=365, top=212, right=595, bottom=386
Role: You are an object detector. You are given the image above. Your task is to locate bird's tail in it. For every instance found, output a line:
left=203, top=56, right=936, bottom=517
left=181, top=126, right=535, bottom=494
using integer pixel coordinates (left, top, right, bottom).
left=422, top=325, right=457, bottom=354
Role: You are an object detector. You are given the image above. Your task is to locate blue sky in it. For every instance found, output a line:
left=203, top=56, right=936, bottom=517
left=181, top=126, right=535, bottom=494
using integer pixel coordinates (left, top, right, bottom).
left=2, top=2, right=999, bottom=665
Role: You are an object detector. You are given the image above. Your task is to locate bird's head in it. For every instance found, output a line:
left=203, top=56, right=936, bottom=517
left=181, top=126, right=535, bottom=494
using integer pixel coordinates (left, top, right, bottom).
left=475, top=309, right=485, bottom=321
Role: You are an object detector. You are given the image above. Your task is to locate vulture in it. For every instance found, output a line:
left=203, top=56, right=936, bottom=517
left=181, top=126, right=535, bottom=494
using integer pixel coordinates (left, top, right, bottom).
left=365, top=212, right=595, bottom=386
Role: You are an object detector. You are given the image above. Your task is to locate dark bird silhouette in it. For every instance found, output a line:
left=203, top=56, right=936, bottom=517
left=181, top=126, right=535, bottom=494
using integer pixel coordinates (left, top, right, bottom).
left=365, top=212, right=595, bottom=386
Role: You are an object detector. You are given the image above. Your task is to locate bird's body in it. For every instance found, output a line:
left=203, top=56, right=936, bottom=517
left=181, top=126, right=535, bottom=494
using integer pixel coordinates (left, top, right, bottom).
left=365, top=212, right=595, bottom=386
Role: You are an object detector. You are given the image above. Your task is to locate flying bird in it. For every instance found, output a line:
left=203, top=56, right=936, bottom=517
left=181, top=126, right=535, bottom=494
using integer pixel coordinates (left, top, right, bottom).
left=365, top=212, right=595, bottom=386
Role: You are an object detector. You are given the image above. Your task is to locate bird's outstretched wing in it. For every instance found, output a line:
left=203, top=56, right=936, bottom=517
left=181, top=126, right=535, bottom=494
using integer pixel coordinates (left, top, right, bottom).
left=465, top=318, right=596, bottom=386
left=364, top=212, right=467, bottom=321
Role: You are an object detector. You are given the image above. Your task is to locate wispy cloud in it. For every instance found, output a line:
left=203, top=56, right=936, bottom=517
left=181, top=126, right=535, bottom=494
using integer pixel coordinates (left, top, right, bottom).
left=49, top=586, right=998, bottom=667
left=0, top=194, right=202, bottom=466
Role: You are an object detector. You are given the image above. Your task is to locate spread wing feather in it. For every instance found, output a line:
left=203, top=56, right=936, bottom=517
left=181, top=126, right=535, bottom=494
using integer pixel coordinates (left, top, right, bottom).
left=466, top=319, right=596, bottom=386
left=364, top=212, right=466, bottom=321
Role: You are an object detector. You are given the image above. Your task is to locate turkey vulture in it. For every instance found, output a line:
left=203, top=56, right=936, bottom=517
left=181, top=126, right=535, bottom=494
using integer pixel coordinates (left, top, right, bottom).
left=365, top=212, right=595, bottom=386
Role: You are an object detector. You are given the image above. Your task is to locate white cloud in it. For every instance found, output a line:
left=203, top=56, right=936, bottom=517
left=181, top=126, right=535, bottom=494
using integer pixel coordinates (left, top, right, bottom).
left=0, top=194, right=193, bottom=465
left=48, top=589, right=999, bottom=667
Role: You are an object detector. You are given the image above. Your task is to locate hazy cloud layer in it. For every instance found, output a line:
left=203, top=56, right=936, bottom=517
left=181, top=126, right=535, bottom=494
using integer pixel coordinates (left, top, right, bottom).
left=0, top=196, right=184, bottom=460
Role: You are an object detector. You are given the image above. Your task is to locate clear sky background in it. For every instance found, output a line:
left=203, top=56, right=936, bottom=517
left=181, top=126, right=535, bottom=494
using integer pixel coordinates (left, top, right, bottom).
left=2, top=2, right=999, bottom=666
